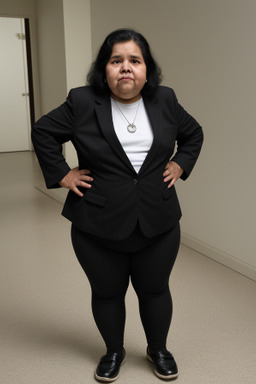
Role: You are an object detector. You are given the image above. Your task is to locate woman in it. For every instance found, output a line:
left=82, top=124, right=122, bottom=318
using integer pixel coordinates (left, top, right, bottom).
left=32, top=29, right=203, bottom=382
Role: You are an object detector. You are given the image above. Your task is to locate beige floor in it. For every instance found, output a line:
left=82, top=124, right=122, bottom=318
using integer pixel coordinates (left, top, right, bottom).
left=0, top=151, right=255, bottom=384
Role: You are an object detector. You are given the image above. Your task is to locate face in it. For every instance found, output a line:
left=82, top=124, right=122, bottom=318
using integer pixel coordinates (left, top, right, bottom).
left=105, top=40, right=147, bottom=104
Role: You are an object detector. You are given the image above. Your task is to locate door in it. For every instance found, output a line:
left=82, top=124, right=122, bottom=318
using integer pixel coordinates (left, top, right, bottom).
left=0, top=17, right=31, bottom=152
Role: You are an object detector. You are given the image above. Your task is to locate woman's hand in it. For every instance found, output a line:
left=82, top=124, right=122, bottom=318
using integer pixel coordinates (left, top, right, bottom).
left=163, top=161, right=184, bottom=188
left=59, top=167, right=93, bottom=197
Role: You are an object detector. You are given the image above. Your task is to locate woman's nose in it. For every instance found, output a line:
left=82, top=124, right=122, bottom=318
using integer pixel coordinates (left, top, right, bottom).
left=121, top=61, right=131, bottom=72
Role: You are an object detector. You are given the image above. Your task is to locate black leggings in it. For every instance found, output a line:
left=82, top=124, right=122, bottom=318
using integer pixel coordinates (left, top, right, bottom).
left=71, top=223, right=180, bottom=352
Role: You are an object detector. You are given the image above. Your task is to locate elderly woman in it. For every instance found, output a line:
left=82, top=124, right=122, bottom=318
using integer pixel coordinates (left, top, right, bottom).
left=32, top=29, right=203, bottom=382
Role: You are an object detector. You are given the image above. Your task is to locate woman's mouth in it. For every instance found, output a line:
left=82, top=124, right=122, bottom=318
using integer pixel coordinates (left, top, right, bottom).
left=120, top=76, right=133, bottom=81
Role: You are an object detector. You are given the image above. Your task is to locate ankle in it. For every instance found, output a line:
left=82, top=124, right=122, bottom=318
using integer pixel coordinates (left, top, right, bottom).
left=107, top=347, right=124, bottom=355
left=148, top=345, right=167, bottom=354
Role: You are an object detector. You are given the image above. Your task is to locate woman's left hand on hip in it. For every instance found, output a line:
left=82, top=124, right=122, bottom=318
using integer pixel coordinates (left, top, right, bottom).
left=163, top=161, right=184, bottom=188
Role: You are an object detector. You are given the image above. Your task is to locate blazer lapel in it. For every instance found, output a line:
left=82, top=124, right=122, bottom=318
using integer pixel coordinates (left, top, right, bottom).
left=138, top=97, right=163, bottom=175
left=94, top=95, right=136, bottom=173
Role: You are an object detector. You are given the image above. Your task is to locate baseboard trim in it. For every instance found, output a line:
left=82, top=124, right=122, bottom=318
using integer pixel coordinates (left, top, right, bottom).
left=35, top=183, right=67, bottom=205
left=181, top=232, right=256, bottom=282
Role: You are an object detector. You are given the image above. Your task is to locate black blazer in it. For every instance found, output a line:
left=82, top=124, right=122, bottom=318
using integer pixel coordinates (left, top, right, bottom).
left=32, top=86, right=203, bottom=240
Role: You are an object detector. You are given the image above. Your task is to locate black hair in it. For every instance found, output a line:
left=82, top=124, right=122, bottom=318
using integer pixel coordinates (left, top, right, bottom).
left=87, top=28, right=162, bottom=96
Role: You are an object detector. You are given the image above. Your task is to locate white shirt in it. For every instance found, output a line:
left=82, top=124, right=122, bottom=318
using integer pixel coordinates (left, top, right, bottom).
left=111, top=98, right=154, bottom=173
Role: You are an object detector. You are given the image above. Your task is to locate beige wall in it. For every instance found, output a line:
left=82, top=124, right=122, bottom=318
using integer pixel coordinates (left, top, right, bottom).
left=35, top=0, right=67, bottom=114
left=90, top=0, right=256, bottom=279
left=62, top=0, right=91, bottom=90
left=35, top=0, right=91, bottom=167
left=62, top=0, right=91, bottom=166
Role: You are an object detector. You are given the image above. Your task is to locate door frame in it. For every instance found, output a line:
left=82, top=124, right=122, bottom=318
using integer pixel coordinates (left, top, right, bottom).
left=24, top=18, right=35, bottom=131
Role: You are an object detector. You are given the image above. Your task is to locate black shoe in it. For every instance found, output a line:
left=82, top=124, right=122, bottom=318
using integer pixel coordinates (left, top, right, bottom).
left=95, top=348, right=125, bottom=382
left=147, top=347, right=178, bottom=380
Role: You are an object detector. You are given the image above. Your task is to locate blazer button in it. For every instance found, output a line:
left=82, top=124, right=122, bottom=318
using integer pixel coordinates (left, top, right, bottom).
left=132, top=178, right=138, bottom=184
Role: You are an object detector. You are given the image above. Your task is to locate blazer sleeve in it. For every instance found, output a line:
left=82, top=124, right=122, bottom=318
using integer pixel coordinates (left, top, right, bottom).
left=31, top=91, right=76, bottom=189
left=170, top=90, right=204, bottom=180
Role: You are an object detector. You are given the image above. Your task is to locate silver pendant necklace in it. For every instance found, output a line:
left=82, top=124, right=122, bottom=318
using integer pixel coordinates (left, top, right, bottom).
left=114, top=98, right=141, bottom=133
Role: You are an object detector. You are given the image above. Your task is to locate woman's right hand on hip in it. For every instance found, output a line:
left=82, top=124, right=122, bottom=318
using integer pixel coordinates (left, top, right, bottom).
left=59, top=167, right=93, bottom=197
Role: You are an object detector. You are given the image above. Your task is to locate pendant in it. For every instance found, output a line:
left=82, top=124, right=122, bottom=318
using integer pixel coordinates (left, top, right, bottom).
left=127, top=123, right=136, bottom=133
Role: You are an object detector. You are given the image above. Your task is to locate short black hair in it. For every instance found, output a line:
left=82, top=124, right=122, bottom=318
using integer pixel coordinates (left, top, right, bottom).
left=87, top=28, right=162, bottom=96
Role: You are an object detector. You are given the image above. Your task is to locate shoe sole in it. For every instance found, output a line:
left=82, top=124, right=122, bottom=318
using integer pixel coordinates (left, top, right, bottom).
left=94, top=358, right=126, bottom=383
left=147, top=353, right=179, bottom=380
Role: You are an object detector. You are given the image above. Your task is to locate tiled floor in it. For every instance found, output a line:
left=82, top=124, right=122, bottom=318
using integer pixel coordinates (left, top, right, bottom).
left=1, top=151, right=255, bottom=384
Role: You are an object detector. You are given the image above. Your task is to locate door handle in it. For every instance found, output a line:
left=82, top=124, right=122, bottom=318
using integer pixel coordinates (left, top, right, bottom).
left=22, top=93, right=29, bottom=96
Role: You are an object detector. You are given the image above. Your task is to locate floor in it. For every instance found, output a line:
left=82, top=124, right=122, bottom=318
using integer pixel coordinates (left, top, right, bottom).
left=0, top=151, right=255, bottom=384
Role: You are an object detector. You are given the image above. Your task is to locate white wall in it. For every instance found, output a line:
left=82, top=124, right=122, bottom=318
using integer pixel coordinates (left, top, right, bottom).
left=0, top=17, right=31, bottom=151
left=0, top=0, right=41, bottom=120
left=90, top=0, right=256, bottom=280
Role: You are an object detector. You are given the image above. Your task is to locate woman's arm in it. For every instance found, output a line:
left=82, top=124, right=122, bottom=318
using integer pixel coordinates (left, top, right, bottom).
left=170, top=91, right=204, bottom=180
left=32, top=92, right=76, bottom=188
left=32, top=91, right=93, bottom=195
left=161, top=88, right=203, bottom=187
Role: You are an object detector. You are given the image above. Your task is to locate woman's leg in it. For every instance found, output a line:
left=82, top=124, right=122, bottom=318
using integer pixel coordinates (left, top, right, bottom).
left=130, top=223, right=180, bottom=351
left=71, top=226, right=130, bottom=352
